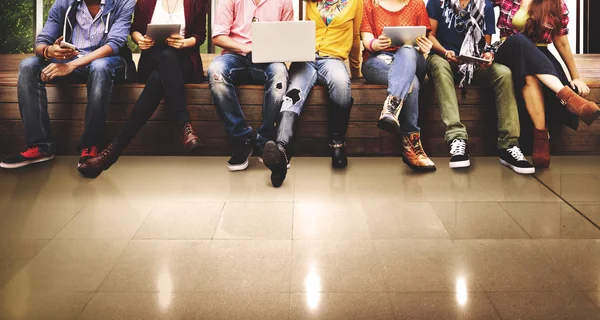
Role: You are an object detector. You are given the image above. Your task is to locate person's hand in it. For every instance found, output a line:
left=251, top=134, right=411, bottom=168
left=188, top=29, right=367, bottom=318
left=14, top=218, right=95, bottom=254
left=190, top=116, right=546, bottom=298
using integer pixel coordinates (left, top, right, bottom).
left=570, top=78, right=590, bottom=96
left=40, top=62, right=76, bottom=82
left=374, top=34, right=391, bottom=51
left=416, top=36, right=432, bottom=55
left=166, top=34, right=185, bottom=49
left=240, top=43, right=252, bottom=54
left=478, top=52, right=494, bottom=69
left=444, top=50, right=462, bottom=64
left=47, top=36, right=79, bottom=61
left=138, top=35, right=155, bottom=50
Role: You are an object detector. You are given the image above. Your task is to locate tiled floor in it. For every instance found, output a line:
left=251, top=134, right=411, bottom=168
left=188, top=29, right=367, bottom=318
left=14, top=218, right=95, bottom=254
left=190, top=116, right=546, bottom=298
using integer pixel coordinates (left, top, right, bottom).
left=1, top=155, right=599, bottom=319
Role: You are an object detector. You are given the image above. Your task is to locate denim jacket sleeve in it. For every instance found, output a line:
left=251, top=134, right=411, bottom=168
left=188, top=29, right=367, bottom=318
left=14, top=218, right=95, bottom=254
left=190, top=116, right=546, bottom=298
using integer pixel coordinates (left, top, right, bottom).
left=35, top=0, right=67, bottom=47
left=105, top=0, right=135, bottom=55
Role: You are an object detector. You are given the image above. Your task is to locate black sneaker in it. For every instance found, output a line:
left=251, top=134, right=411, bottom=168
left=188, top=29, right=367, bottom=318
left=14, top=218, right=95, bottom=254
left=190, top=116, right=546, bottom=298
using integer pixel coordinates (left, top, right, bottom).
left=227, top=136, right=254, bottom=171
left=499, top=146, right=535, bottom=175
left=448, top=138, right=470, bottom=168
left=262, top=141, right=290, bottom=187
left=0, top=146, right=55, bottom=169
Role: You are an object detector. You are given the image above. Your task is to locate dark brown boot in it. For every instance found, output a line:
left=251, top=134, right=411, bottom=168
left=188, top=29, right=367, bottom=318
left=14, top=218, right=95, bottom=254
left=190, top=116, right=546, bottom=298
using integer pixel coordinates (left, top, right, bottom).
left=77, top=142, right=121, bottom=179
left=556, top=86, right=600, bottom=126
left=532, top=128, right=550, bottom=168
left=182, top=122, right=201, bottom=154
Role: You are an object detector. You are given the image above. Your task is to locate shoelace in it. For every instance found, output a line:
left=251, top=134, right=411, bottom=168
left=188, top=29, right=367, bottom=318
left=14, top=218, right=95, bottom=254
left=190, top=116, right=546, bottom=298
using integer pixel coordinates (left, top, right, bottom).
left=411, top=138, right=427, bottom=157
left=507, top=146, right=526, bottom=161
left=184, top=125, right=193, bottom=135
left=449, top=139, right=466, bottom=156
left=384, top=96, right=397, bottom=114
left=99, top=144, right=117, bottom=160
left=83, top=146, right=94, bottom=155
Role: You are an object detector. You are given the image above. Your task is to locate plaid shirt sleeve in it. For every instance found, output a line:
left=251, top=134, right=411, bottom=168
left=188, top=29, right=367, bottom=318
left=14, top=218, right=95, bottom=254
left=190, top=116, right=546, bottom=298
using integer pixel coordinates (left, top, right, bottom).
left=558, top=0, right=570, bottom=36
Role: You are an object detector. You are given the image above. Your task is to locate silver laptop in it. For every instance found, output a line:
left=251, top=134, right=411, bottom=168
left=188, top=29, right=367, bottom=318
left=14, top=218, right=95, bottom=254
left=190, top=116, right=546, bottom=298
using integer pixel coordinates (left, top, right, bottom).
left=251, top=21, right=316, bottom=63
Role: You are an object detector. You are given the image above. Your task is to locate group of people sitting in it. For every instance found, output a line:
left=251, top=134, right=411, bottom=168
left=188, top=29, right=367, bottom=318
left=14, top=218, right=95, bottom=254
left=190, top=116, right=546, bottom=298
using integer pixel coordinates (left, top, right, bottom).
left=1, top=0, right=598, bottom=188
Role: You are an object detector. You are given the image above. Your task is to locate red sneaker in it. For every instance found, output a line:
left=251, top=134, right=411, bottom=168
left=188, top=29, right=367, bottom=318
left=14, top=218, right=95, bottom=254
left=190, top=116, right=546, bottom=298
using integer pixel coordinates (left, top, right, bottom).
left=79, top=146, right=99, bottom=164
left=0, top=146, right=55, bottom=169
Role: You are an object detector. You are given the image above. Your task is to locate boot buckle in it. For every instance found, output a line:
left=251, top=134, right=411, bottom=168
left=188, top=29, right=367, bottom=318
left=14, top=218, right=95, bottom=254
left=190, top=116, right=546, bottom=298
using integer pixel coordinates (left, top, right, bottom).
left=329, top=142, right=345, bottom=148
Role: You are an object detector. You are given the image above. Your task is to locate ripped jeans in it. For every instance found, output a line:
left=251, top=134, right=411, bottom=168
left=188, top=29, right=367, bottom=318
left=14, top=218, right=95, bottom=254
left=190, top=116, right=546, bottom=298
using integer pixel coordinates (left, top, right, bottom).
left=280, top=56, right=352, bottom=115
left=208, top=53, right=288, bottom=147
left=362, top=47, right=426, bottom=134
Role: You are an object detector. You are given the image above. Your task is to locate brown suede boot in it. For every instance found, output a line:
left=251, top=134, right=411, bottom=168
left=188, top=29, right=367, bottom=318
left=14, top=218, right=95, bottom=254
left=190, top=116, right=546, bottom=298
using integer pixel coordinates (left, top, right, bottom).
left=401, top=132, right=436, bottom=172
left=532, top=128, right=550, bottom=168
left=556, top=86, right=600, bottom=126
left=182, top=122, right=201, bottom=154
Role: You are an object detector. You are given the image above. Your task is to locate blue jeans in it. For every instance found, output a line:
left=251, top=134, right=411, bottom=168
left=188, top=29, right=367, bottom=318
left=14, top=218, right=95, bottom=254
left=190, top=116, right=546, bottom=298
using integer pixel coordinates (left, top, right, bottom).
left=280, top=56, right=352, bottom=114
left=208, top=53, right=288, bottom=147
left=18, top=55, right=126, bottom=152
left=362, top=47, right=426, bottom=133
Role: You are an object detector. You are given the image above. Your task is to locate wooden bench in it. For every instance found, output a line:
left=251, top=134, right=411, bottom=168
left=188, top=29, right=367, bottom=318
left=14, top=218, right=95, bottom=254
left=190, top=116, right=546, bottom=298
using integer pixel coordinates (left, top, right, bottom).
left=1, top=53, right=599, bottom=157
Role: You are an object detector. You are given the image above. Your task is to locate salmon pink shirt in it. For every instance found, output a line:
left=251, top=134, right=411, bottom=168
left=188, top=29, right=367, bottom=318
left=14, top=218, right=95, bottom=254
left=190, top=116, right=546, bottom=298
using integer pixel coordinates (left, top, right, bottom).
left=212, top=0, right=294, bottom=55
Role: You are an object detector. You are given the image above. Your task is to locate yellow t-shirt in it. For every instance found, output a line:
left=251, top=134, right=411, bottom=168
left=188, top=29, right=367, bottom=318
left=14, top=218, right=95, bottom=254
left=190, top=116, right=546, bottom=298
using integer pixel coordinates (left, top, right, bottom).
left=512, top=7, right=529, bottom=32
left=306, top=0, right=363, bottom=77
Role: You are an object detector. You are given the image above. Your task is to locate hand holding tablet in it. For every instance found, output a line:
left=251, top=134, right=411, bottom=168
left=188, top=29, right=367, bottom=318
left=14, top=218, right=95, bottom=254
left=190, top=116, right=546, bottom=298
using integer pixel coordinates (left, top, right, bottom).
left=382, top=26, right=427, bottom=47
left=145, top=24, right=181, bottom=44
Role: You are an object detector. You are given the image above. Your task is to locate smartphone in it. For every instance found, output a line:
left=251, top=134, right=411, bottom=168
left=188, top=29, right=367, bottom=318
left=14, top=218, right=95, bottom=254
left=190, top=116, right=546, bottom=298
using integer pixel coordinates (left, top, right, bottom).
left=60, top=41, right=78, bottom=51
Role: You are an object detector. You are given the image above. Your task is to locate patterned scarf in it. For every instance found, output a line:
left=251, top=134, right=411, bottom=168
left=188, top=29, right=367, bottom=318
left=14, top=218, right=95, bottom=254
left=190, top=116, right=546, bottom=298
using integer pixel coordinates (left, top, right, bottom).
left=441, top=0, right=486, bottom=88
left=317, top=0, right=348, bottom=25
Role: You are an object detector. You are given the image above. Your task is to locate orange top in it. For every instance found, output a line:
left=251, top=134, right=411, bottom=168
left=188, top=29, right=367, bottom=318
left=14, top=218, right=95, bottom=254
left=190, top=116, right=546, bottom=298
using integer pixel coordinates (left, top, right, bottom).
left=360, top=0, right=431, bottom=61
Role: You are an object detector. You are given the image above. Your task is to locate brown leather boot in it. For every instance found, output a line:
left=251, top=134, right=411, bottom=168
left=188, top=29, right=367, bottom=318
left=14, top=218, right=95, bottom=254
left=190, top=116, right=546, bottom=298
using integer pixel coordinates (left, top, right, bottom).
left=532, top=128, right=550, bottom=168
left=556, top=86, right=600, bottom=126
left=401, top=132, right=436, bottom=172
left=77, top=142, right=121, bottom=179
left=182, top=122, right=201, bottom=154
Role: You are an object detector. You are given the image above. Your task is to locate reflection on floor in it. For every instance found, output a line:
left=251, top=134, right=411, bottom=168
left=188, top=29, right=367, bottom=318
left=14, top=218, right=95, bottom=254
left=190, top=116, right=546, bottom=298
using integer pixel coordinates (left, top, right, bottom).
left=0, top=156, right=599, bottom=319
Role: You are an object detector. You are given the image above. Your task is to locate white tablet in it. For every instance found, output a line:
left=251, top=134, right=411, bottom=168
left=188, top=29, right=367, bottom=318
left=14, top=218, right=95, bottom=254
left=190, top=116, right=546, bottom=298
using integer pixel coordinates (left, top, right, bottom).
left=459, top=55, right=492, bottom=64
left=382, top=26, right=427, bottom=47
left=146, top=24, right=181, bottom=43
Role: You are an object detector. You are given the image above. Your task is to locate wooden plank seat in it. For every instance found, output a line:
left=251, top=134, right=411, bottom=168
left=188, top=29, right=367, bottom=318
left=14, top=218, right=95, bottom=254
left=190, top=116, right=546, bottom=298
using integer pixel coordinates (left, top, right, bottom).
left=0, top=53, right=599, bottom=157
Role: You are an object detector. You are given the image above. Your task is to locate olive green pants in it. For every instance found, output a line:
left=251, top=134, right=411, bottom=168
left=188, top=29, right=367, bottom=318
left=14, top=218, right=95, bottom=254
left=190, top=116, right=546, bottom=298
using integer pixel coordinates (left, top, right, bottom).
left=426, top=53, right=520, bottom=149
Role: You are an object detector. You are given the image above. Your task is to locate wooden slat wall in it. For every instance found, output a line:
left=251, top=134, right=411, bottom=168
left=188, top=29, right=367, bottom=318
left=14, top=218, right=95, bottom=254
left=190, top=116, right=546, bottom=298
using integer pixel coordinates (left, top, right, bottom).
left=1, top=54, right=599, bottom=157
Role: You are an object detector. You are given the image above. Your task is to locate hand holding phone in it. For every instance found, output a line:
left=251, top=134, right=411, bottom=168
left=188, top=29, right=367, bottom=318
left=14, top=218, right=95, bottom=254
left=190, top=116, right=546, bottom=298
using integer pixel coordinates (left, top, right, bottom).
left=47, top=36, right=79, bottom=60
left=60, top=40, right=78, bottom=51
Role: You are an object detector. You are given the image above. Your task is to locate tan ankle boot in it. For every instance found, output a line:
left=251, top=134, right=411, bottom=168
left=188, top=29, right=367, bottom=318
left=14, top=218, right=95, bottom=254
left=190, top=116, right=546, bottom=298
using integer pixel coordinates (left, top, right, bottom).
left=532, top=128, right=550, bottom=168
left=556, top=86, right=600, bottom=126
left=401, top=132, right=436, bottom=172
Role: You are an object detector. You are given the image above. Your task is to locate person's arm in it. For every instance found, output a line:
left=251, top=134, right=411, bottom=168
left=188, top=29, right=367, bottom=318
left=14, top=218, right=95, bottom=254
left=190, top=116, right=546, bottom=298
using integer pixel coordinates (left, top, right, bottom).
left=211, top=0, right=251, bottom=54
left=349, top=0, right=363, bottom=78
left=104, top=0, right=136, bottom=55
left=554, top=34, right=589, bottom=96
left=35, top=0, right=64, bottom=56
left=186, top=0, right=210, bottom=46
left=282, top=0, right=294, bottom=21
left=360, top=0, right=390, bottom=53
left=428, top=18, right=446, bottom=56
left=427, top=18, right=460, bottom=64
left=213, top=36, right=251, bottom=54
left=40, top=44, right=114, bottom=82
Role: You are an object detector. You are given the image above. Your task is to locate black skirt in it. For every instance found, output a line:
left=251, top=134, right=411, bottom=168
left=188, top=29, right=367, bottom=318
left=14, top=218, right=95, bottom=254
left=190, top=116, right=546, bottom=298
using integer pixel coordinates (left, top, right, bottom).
left=495, top=33, right=579, bottom=131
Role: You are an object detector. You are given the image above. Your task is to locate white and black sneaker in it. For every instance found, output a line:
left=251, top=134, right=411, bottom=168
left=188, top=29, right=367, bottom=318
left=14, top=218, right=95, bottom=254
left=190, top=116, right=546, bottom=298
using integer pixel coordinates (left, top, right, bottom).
left=499, top=146, right=535, bottom=175
left=448, top=138, right=470, bottom=168
left=227, top=136, right=254, bottom=171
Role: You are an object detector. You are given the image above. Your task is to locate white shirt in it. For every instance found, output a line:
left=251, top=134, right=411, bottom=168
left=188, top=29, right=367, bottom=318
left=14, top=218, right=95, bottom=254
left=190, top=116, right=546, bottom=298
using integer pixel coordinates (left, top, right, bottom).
left=150, top=0, right=186, bottom=35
